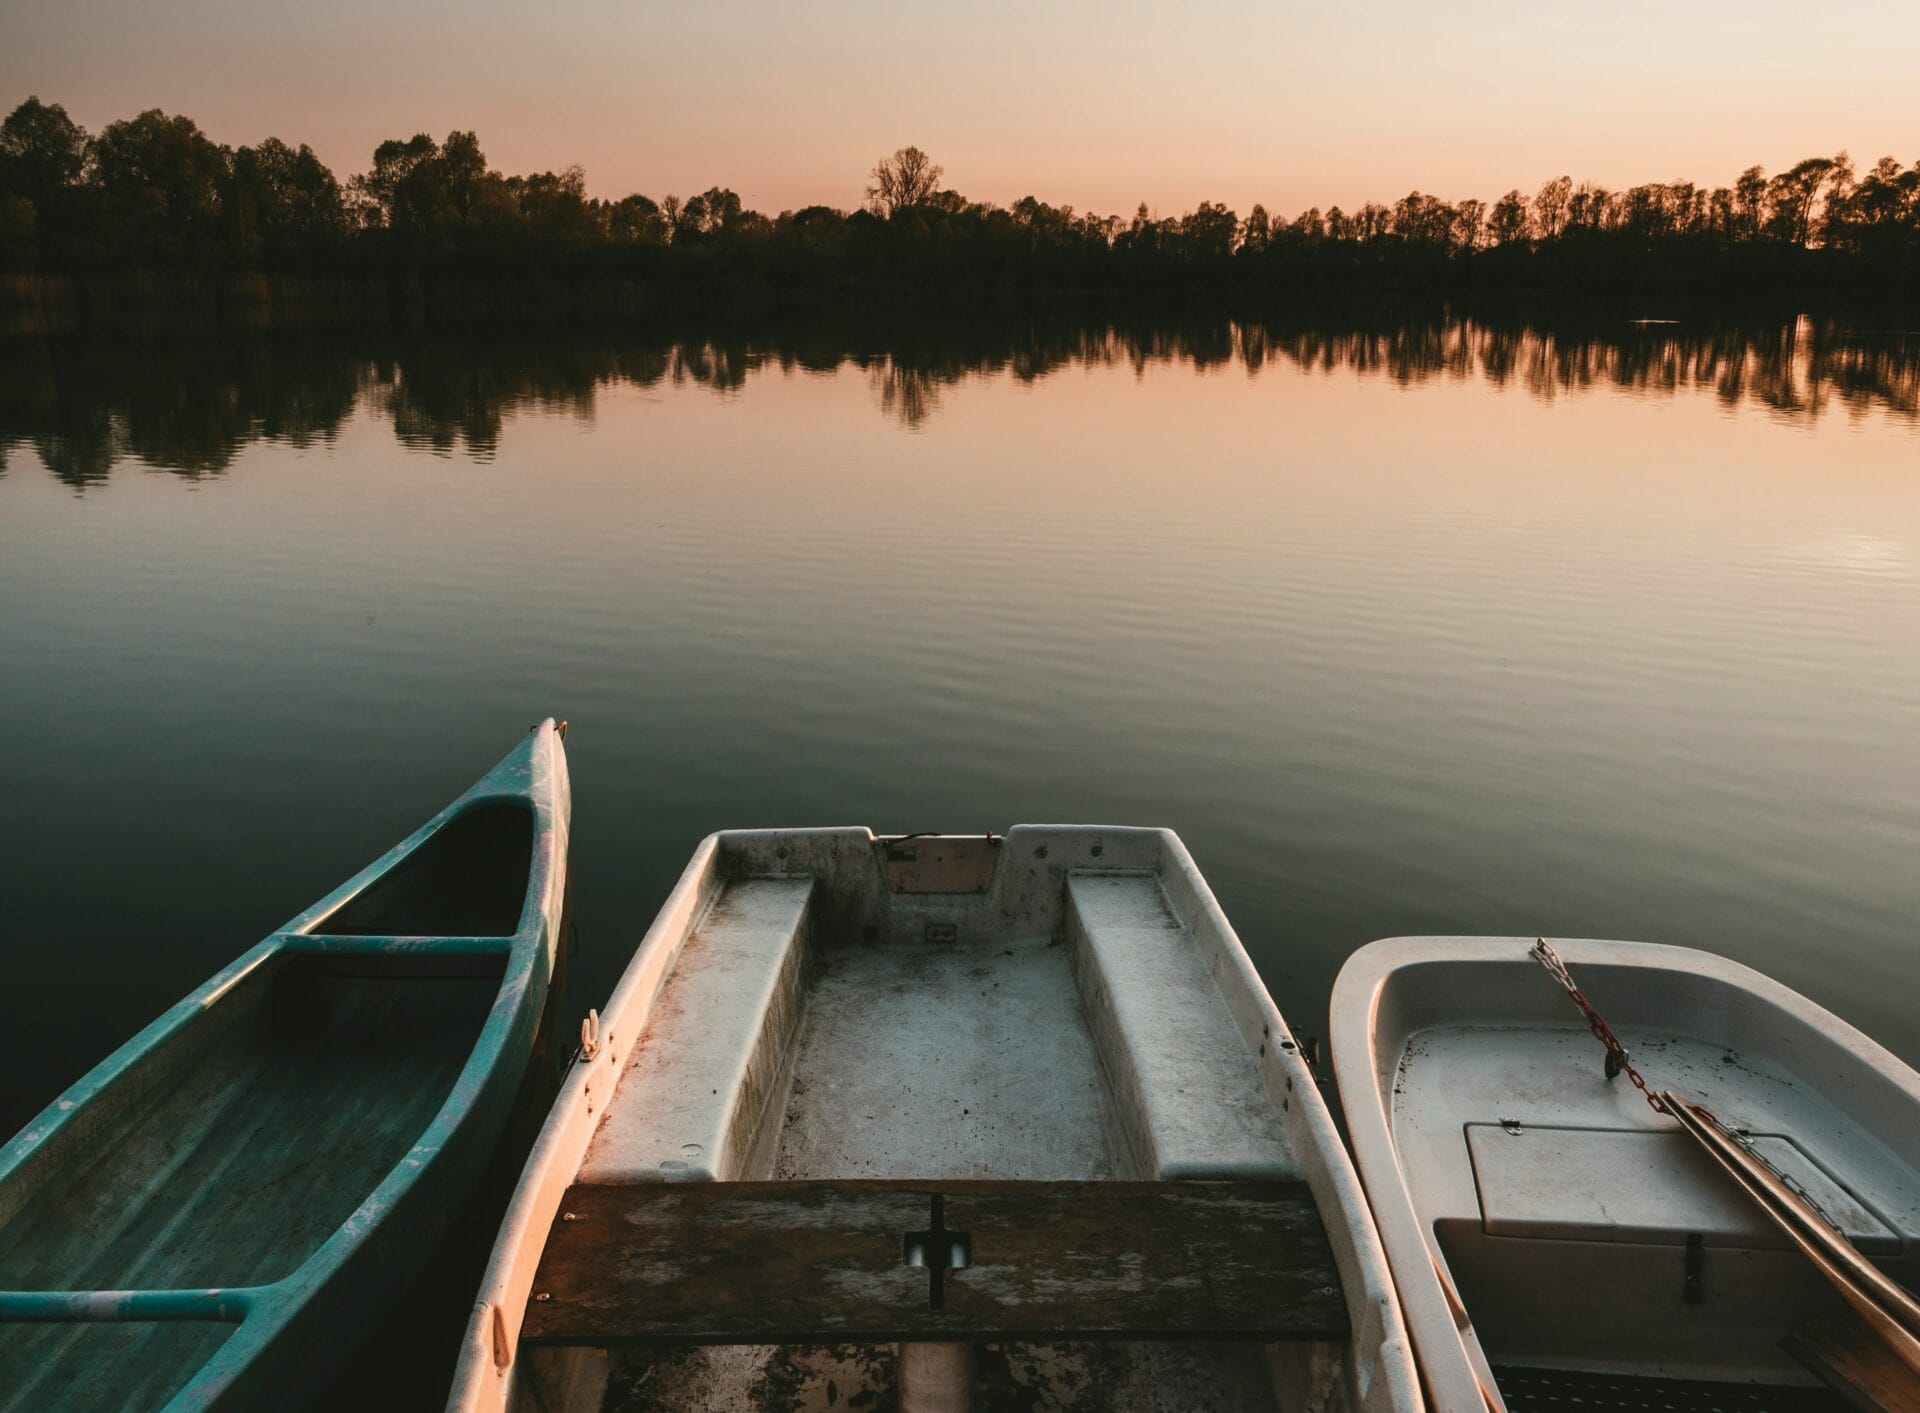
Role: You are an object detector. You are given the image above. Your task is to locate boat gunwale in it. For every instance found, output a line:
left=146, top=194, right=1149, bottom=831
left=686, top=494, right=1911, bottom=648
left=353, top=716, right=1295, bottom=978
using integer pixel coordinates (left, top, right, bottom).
left=1328, top=934, right=1920, bottom=1413
left=1139, top=828, right=1423, bottom=1413
left=452, top=828, right=722, bottom=1408
left=0, top=720, right=572, bottom=1411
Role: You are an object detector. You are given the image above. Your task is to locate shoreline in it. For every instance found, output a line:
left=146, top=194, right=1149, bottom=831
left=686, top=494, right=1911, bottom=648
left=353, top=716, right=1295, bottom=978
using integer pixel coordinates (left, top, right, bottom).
left=5, top=271, right=1918, bottom=337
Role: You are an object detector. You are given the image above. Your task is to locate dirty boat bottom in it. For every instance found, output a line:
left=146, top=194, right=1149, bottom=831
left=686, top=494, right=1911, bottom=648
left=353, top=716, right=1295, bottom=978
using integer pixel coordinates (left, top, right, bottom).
left=525, top=930, right=1316, bottom=1411
left=1490, top=1365, right=1843, bottom=1412
left=771, top=931, right=1119, bottom=1182
left=592, top=1339, right=1295, bottom=1411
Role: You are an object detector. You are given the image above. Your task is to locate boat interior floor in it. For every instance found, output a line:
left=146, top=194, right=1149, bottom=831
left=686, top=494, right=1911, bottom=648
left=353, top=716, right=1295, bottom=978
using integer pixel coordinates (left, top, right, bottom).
left=0, top=964, right=497, bottom=1291
left=773, top=928, right=1120, bottom=1181
left=0, top=958, right=498, bottom=1412
left=1392, top=1015, right=1919, bottom=1388
left=1491, top=1365, right=1844, bottom=1412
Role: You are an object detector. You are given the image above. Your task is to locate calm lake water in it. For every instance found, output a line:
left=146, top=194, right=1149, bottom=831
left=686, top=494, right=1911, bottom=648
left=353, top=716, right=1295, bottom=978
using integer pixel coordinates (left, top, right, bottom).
left=4, top=311, right=1918, bottom=1130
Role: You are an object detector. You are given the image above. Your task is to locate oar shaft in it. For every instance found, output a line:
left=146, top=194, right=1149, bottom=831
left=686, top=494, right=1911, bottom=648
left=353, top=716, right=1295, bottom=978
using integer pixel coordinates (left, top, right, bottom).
left=1662, top=1092, right=1920, bottom=1375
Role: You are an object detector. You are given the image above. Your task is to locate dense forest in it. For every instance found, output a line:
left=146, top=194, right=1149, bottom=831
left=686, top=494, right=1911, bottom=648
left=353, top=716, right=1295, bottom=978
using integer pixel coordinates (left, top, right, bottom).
left=2, top=96, right=1918, bottom=311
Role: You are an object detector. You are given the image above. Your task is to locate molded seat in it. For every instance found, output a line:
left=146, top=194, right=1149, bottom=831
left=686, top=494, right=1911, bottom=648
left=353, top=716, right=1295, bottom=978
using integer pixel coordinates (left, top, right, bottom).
left=1065, top=874, right=1295, bottom=1180
left=582, top=878, right=814, bottom=1183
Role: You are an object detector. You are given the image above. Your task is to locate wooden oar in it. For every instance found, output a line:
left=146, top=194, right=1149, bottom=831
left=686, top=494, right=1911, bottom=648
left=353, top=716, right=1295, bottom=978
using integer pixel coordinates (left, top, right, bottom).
left=1660, top=1092, right=1920, bottom=1378
left=1785, top=1310, right=1920, bottom=1411
left=1526, top=940, right=1920, bottom=1407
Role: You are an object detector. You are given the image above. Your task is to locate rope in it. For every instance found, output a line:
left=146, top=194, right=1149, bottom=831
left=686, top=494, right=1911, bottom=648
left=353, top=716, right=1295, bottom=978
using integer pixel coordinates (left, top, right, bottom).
left=1529, top=938, right=1669, bottom=1114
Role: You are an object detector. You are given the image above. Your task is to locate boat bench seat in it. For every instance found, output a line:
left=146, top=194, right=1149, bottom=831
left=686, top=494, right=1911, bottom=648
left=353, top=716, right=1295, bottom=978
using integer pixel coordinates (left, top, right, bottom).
left=519, top=1178, right=1348, bottom=1346
left=581, top=877, right=815, bottom=1184
left=1066, top=874, right=1297, bottom=1180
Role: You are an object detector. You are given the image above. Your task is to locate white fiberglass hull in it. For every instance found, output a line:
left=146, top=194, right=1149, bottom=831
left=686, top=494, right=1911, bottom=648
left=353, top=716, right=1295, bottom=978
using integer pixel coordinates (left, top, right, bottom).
left=1331, top=936, right=1920, bottom=1411
left=450, top=827, right=1420, bottom=1412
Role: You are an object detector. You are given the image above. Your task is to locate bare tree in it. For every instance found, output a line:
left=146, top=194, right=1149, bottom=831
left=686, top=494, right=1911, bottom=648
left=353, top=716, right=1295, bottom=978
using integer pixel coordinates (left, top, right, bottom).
left=1489, top=189, right=1531, bottom=245
left=1534, top=175, right=1572, bottom=239
left=1764, top=156, right=1844, bottom=246
left=1733, top=167, right=1766, bottom=239
left=866, top=146, right=943, bottom=216
left=1452, top=197, right=1487, bottom=250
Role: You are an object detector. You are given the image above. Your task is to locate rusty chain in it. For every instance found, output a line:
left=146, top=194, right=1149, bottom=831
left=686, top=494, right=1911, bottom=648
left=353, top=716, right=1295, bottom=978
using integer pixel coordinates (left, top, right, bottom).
left=1529, top=938, right=1669, bottom=1115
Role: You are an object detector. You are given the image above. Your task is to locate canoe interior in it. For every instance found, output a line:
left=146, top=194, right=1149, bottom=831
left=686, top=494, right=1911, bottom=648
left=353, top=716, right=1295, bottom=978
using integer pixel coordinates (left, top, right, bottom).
left=0, top=952, right=501, bottom=1412
left=510, top=828, right=1365, bottom=1413
left=320, top=800, right=534, bottom=937
left=0, top=1322, right=235, bottom=1413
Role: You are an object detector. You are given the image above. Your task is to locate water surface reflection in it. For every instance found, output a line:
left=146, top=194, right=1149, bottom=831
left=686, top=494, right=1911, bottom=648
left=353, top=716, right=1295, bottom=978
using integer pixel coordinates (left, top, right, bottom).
left=5, top=312, right=1916, bottom=486
left=3, top=307, right=1918, bottom=1153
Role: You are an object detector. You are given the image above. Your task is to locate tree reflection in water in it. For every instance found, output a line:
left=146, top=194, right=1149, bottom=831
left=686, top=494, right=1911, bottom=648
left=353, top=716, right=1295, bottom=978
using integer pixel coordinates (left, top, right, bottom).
left=3, top=312, right=1914, bottom=489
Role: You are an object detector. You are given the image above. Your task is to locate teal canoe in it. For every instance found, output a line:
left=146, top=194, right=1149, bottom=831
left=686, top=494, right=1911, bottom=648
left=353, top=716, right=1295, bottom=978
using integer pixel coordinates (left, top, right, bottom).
left=0, top=721, right=572, bottom=1411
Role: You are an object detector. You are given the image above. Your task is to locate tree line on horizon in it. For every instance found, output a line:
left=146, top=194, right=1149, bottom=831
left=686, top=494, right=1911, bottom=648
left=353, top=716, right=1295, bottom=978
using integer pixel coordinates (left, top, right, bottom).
left=2, top=96, right=1918, bottom=301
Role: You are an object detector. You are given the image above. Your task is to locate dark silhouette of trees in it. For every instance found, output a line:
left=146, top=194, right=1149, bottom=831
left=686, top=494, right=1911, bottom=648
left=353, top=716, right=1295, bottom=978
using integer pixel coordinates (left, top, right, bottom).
left=88, top=109, right=230, bottom=268
left=1452, top=199, right=1486, bottom=251
left=606, top=193, right=668, bottom=246
left=1489, top=190, right=1531, bottom=246
left=0, top=98, right=86, bottom=210
left=1534, top=176, right=1572, bottom=241
left=1828, top=157, right=1920, bottom=265
left=351, top=130, right=524, bottom=259
left=1766, top=155, right=1848, bottom=246
left=353, top=133, right=436, bottom=230
left=0, top=97, right=87, bottom=269
left=866, top=145, right=943, bottom=216
left=229, top=138, right=346, bottom=269
left=1, top=96, right=1917, bottom=308
left=511, top=167, right=596, bottom=256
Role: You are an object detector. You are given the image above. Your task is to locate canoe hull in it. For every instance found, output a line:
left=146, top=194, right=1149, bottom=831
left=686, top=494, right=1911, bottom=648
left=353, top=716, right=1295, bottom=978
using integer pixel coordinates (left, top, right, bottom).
left=0, top=723, right=572, bottom=1412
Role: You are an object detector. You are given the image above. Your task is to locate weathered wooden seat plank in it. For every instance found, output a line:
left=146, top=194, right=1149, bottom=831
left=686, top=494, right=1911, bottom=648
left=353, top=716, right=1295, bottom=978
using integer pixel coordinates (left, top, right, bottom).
left=519, top=1179, right=1347, bottom=1346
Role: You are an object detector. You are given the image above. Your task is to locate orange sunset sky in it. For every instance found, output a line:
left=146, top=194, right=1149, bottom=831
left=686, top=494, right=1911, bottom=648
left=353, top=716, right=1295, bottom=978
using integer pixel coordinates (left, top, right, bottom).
left=2, top=0, right=1915, bottom=216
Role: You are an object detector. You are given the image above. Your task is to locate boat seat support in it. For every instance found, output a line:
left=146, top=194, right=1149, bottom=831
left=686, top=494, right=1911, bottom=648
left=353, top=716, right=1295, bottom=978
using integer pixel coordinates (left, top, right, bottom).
left=518, top=1178, right=1349, bottom=1346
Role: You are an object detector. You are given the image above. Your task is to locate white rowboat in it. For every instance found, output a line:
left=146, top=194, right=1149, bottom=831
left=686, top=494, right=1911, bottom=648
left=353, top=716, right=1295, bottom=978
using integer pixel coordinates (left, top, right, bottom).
left=1330, top=936, right=1920, bottom=1412
left=450, top=827, right=1421, bottom=1412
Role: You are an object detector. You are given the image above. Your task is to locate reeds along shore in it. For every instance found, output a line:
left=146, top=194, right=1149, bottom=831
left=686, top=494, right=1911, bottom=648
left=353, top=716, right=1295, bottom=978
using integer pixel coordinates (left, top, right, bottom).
left=3, top=100, right=1918, bottom=303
